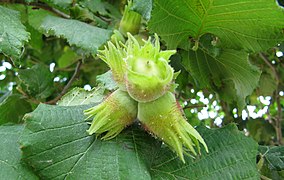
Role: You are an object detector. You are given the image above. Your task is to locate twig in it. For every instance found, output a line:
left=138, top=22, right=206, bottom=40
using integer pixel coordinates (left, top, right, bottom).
left=46, top=60, right=82, bottom=104
left=259, top=53, right=279, bottom=84
left=183, top=104, right=207, bottom=109
left=275, top=90, right=283, bottom=145
left=16, top=86, right=41, bottom=104
left=12, top=1, right=70, bottom=19
left=259, top=53, right=282, bottom=145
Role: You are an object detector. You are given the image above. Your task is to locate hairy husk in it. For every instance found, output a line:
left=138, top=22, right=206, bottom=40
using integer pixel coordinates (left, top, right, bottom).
left=88, top=31, right=208, bottom=162
left=98, top=33, right=176, bottom=102
left=125, top=34, right=175, bottom=102
left=119, top=0, right=141, bottom=36
left=138, top=92, right=208, bottom=162
left=84, top=90, right=137, bottom=140
left=98, top=41, right=127, bottom=90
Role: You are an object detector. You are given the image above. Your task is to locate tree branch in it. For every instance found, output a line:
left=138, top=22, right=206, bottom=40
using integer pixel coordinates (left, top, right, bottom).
left=46, top=60, right=82, bottom=104
left=16, top=86, right=41, bottom=104
left=259, top=53, right=279, bottom=84
left=183, top=104, right=207, bottom=109
left=259, top=53, right=283, bottom=145
left=12, top=0, right=70, bottom=19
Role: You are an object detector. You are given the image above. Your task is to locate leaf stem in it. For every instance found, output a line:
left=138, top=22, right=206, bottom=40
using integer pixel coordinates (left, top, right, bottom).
left=259, top=53, right=282, bottom=145
left=46, top=60, right=82, bottom=104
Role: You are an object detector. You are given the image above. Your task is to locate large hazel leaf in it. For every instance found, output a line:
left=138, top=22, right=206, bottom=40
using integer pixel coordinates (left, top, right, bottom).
left=19, top=104, right=260, bottom=179
left=149, top=0, right=284, bottom=52
left=182, top=48, right=261, bottom=109
left=40, top=16, right=112, bottom=55
left=150, top=124, right=259, bottom=179
left=0, top=6, right=30, bottom=58
left=20, top=104, right=160, bottom=179
left=0, top=125, right=38, bottom=180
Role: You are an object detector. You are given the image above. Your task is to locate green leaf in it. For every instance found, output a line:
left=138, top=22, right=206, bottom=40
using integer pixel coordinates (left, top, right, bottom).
left=80, top=0, right=121, bottom=19
left=260, top=165, right=284, bottom=180
left=28, top=8, right=52, bottom=31
left=26, top=24, right=44, bottom=51
left=246, top=119, right=275, bottom=144
left=257, top=71, right=277, bottom=96
left=149, top=0, right=284, bottom=52
left=57, top=47, right=80, bottom=68
left=18, top=64, right=54, bottom=99
left=132, top=0, right=152, bottom=21
left=259, top=146, right=284, bottom=171
left=0, top=93, right=32, bottom=125
left=182, top=48, right=261, bottom=109
left=0, top=6, right=30, bottom=58
left=19, top=104, right=260, bottom=179
left=57, top=87, right=104, bottom=106
left=41, top=0, right=73, bottom=9
left=150, top=124, right=259, bottom=179
left=0, top=125, right=38, bottom=179
left=40, top=16, right=112, bottom=55
left=20, top=104, right=160, bottom=179
left=96, top=71, right=118, bottom=91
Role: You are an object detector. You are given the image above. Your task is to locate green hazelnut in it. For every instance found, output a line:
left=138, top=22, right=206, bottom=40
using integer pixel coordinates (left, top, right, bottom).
left=84, top=90, right=137, bottom=140
left=138, top=92, right=208, bottom=163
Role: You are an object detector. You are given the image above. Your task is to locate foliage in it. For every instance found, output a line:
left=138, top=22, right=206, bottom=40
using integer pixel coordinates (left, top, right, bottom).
left=0, top=0, right=283, bottom=179
left=0, top=125, right=38, bottom=180
left=0, top=6, right=30, bottom=58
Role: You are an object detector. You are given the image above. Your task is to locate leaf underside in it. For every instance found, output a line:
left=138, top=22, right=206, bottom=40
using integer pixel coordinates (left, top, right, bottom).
left=181, top=48, right=261, bottom=109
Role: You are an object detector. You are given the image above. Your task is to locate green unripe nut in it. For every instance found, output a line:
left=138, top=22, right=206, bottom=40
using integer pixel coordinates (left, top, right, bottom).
left=119, top=0, right=141, bottom=36
left=125, top=34, right=176, bottom=102
left=84, top=89, right=137, bottom=140
left=138, top=92, right=208, bottom=163
left=98, top=33, right=176, bottom=102
left=87, top=31, right=208, bottom=163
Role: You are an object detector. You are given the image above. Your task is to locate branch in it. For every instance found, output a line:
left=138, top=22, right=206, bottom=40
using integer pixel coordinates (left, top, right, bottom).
left=46, top=60, right=82, bottom=104
left=259, top=53, right=279, bottom=84
left=16, top=86, right=41, bottom=104
left=13, top=1, right=70, bottom=19
left=183, top=104, right=207, bottom=109
left=259, top=53, right=283, bottom=145
left=275, top=90, right=283, bottom=145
